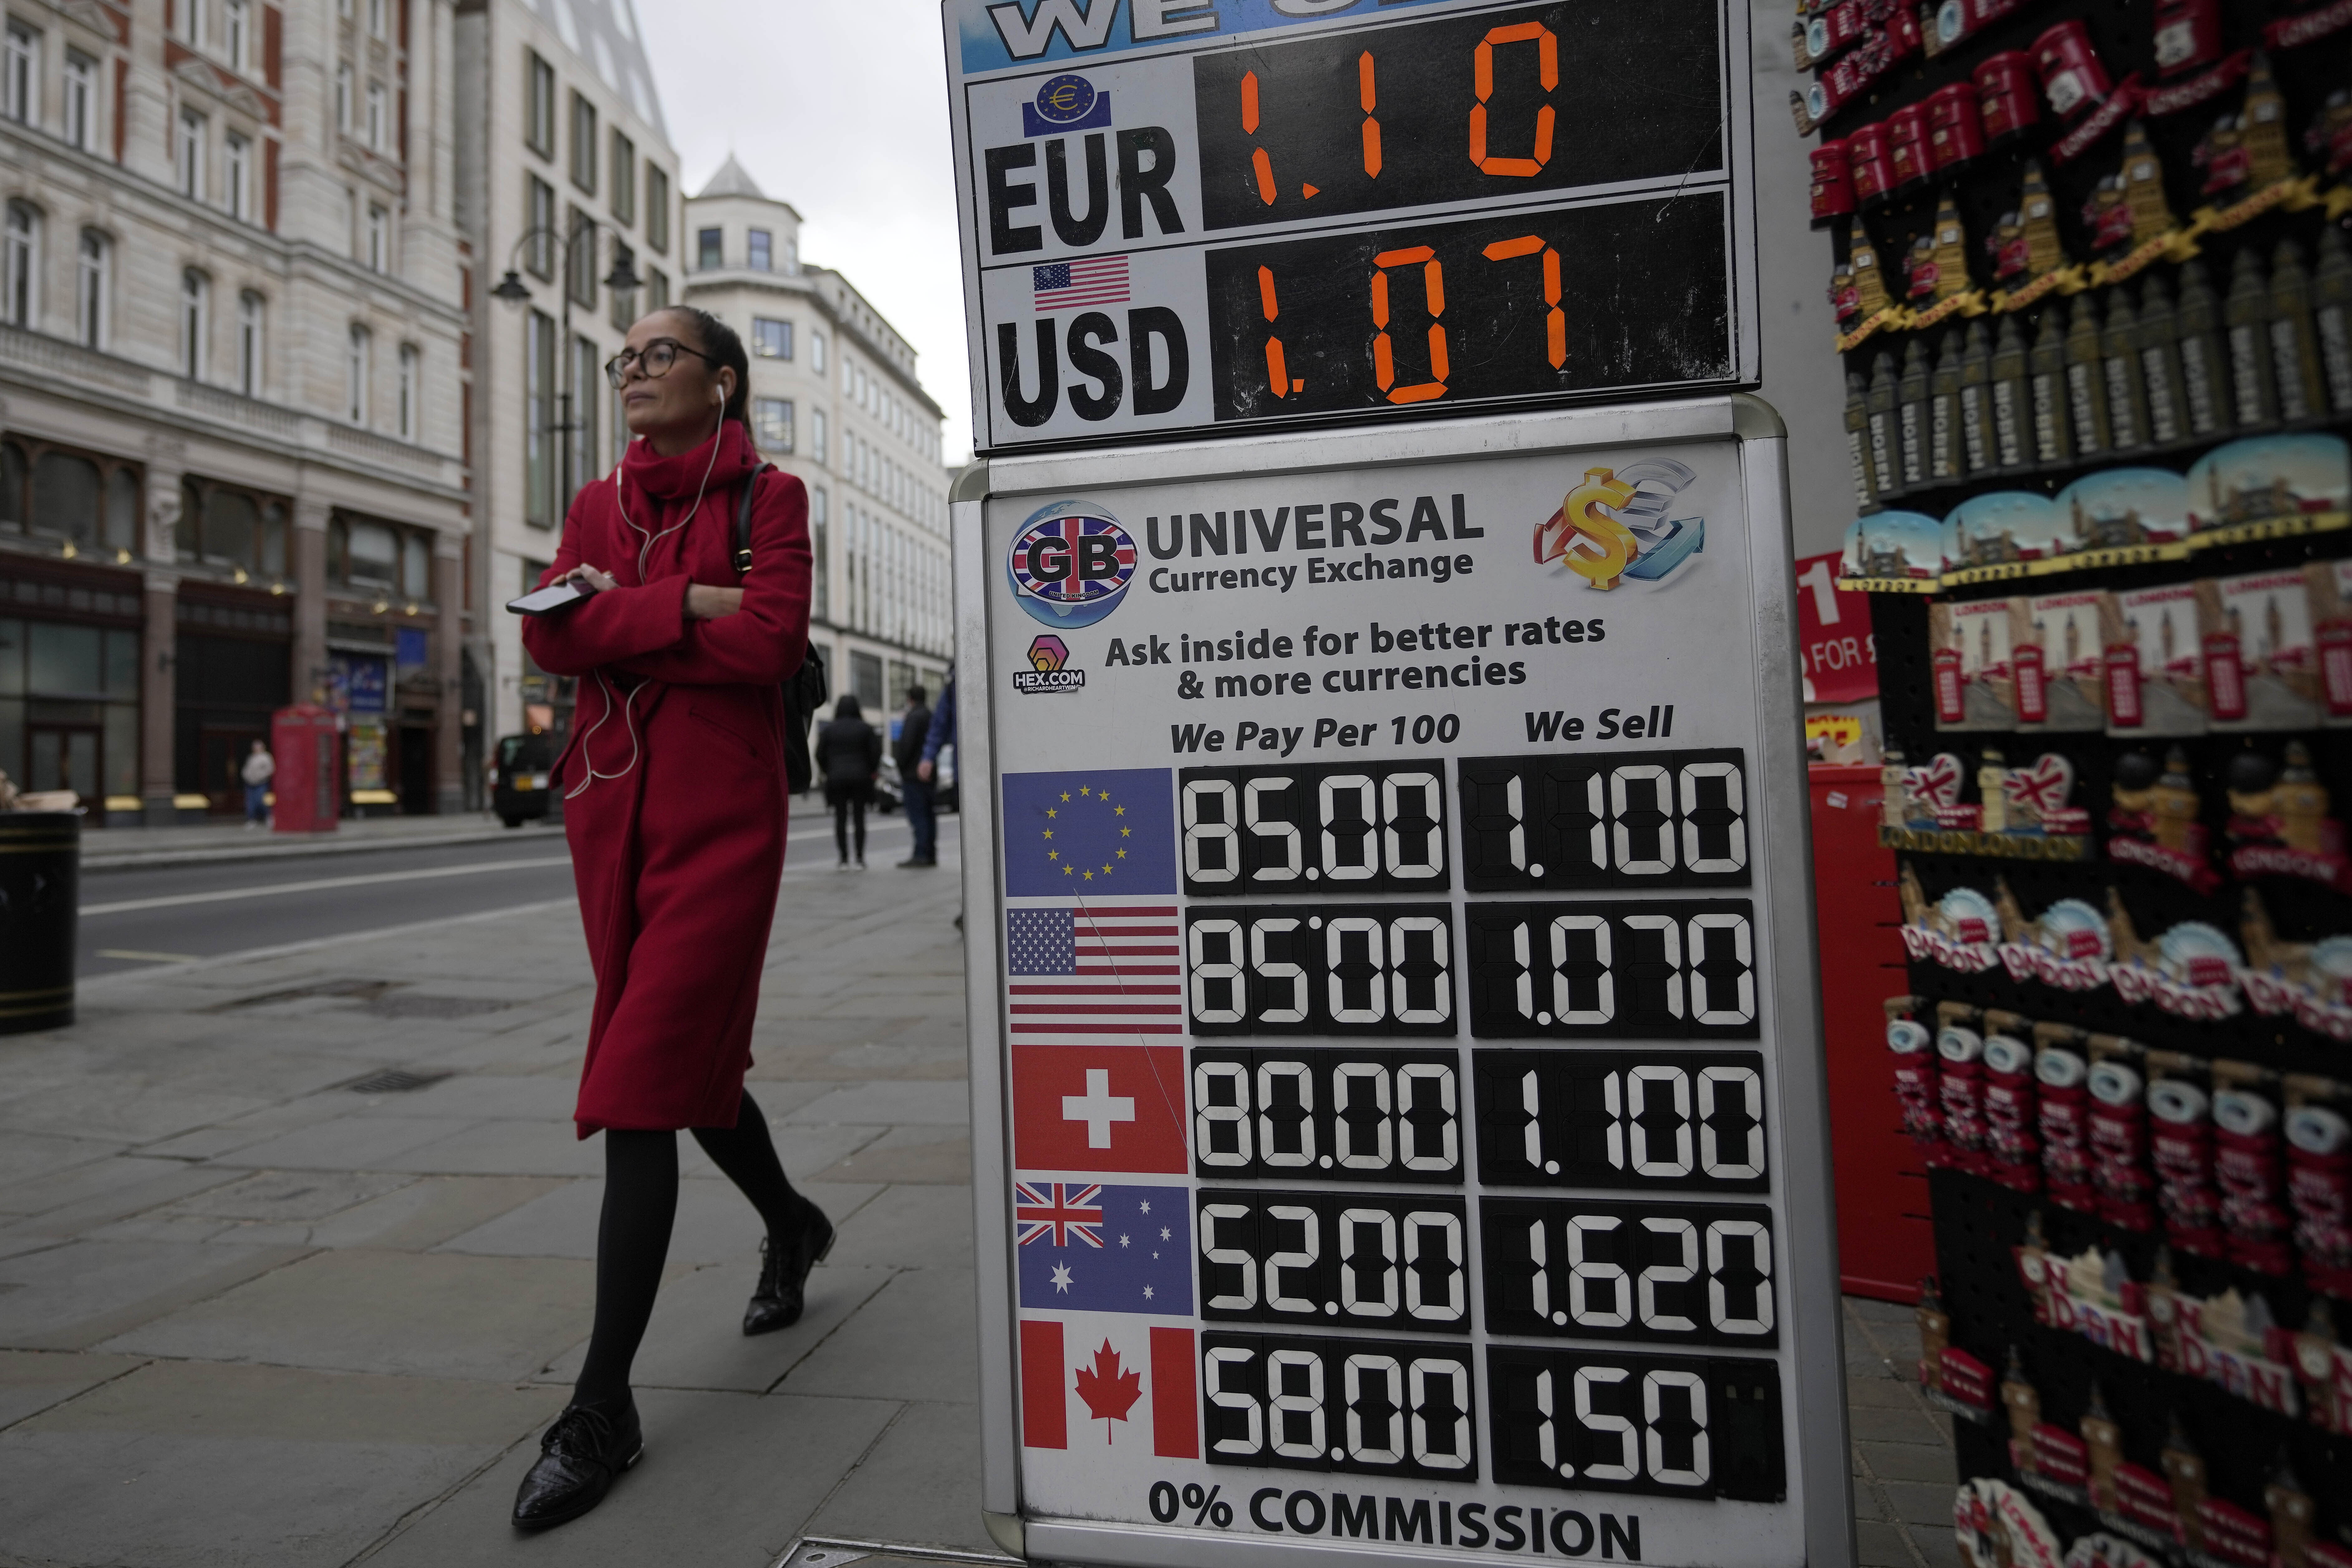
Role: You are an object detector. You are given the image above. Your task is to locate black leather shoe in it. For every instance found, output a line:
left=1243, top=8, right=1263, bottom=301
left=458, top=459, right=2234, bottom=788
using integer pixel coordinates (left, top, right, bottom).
left=511, top=1398, right=642, bottom=1530
left=898, top=856, right=937, bottom=868
left=744, top=1201, right=835, bottom=1335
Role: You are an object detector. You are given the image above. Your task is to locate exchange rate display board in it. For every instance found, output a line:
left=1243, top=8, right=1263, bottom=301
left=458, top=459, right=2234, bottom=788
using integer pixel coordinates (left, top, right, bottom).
left=952, top=402, right=1848, bottom=1568
left=942, top=0, right=1758, bottom=452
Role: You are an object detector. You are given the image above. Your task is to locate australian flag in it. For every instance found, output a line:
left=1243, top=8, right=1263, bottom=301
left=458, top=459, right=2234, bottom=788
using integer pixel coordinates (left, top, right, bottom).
left=1016, top=1181, right=1192, bottom=1314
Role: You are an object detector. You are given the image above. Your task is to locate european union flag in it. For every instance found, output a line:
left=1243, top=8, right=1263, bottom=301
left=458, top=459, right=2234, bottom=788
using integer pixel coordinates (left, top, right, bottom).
left=1015, top=1181, right=1193, bottom=1314
left=1002, top=769, right=1176, bottom=896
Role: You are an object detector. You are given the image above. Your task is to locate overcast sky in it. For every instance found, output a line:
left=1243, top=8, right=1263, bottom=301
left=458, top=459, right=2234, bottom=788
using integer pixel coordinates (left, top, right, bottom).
left=639, top=0, right=977, bottom=464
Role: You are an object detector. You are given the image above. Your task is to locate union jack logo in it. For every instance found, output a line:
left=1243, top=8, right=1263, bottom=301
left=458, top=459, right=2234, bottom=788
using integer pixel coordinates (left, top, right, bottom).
left=1015, top=1182, right=1104, bottom=1248
left=1008, top=514, right=1135, bottom=608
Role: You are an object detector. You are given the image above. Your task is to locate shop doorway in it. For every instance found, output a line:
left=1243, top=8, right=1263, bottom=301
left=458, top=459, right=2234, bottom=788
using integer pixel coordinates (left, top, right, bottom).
left=27, top=724, right=99, bottom=801
left=198, top=725, right=266, bottom=815
left=397, top=725, right=432, bottom=814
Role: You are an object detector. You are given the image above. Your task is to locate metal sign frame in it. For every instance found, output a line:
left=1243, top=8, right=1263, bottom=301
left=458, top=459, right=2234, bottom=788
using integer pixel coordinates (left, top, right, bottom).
left=942, top=0, right=1762, bottom=454
left=953, top=395, right=1852, bottom=1568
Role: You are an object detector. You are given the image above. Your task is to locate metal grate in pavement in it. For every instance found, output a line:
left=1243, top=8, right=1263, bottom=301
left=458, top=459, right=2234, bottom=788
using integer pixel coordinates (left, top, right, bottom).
left=776, top=1538, right=1021, bottom=1568
left=341, top=1068, right=453, bottom=1094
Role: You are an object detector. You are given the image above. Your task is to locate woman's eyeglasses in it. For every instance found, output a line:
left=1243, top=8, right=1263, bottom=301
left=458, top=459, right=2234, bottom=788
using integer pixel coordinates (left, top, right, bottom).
left=605, top=338, right=720, bottom=389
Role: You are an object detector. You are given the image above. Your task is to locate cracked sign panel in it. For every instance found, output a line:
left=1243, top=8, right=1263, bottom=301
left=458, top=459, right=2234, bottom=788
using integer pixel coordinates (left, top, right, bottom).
left=962, top=408, right=1846, bottom=1568
left=943, top=0, right=1757, bottom=451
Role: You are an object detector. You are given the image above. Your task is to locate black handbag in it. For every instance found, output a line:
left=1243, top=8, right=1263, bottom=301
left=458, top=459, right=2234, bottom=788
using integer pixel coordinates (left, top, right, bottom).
left=732, top=464, right=828, bottom=793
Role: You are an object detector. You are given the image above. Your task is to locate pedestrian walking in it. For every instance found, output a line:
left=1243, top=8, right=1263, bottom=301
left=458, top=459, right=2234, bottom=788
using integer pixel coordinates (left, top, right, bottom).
left=818, top=693, right=882, bottom=869
left=240, top=739, right=274, bottom=828
left=511, top=304, right=829, bottom=1532
left=896, top=683, right=935, bottom=867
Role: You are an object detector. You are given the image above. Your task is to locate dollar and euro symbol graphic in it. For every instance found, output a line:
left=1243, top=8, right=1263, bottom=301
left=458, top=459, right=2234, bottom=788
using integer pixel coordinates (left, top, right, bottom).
left=1533, top=458, right=1706, bottom=592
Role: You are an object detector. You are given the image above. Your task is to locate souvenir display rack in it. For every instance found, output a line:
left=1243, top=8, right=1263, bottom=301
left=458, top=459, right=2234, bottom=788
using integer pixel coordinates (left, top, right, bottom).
left=1807, top=1, right=2352, bottom=1566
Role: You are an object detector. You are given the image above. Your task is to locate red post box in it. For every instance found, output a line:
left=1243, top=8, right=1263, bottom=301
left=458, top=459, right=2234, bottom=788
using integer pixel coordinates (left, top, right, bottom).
left=271, top=704, right=341, bottom=835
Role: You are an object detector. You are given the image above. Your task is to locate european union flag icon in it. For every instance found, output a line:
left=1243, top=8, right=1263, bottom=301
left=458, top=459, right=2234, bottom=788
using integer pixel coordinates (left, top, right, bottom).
left=1002, top=769, right=1176, bottom=897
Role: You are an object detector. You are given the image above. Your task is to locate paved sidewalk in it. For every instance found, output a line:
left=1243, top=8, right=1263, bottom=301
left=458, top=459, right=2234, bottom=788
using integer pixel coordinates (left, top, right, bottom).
left=80, top=809, right=548, bottom=871
left=1, top=810, right=1955, bottom=1568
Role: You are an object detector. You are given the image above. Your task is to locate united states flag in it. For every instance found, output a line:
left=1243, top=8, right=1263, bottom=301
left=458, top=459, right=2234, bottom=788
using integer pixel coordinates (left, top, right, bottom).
left=1033, top=256, right=1130, bottom=311
left=1006, top=902, right=1182, bottom=1043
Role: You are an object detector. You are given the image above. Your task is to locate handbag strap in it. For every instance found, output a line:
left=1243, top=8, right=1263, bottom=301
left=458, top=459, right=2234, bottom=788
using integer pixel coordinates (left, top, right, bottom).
left=731, top=462, right=775, bottom=574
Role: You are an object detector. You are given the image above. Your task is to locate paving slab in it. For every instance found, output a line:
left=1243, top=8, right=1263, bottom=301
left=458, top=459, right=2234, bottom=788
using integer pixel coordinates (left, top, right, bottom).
left=102, top=1247, right=597, bottom=1381
left=804, top=1401, right=998, bottom=1555
left=210, top=1114, right=487, bottom=1173
left=538, top=1263, right=898, bottom=1393
left=301, top=1175, right=570, bottom=1251
left=823, top=1183, right=978, bottom=1270
left=364, top=1390, right=901, bottom=1568
left=0, top=1349, right=147, bottom=1430
left=0, top=1239, right=309, bottom=1351
left=814, top=1129, right=973, bottom=1185
left=782, top=1266, right=979, bottom=1406
left=785, top=1081, right=973, bottom=1128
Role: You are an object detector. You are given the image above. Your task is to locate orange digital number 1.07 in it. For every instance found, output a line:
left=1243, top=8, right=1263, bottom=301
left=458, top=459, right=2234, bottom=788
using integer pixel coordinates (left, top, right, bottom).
left=1483, top=235, right=1566, bottom=368
left=1373, top=247, right=1449, bottom=405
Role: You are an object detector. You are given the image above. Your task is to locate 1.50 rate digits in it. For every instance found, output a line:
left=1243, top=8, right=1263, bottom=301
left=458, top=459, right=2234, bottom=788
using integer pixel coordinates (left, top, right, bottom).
left=1198, top=1190, right=1468, bottom=1333
left=1204, top=1332, right=1477, bottom=1480
left=1181, top=763, right=1447, bottom=896
left=1475, top=1050, right=1770, bottom=1193
left=1458, top=750, right=1750, bottom=892
left=1189, top=904, right=1455, bottom=1035
left=1487, top=1348, right=1785, bottom=1500
left=1191, top=1048, right=1461, bottom=1182
left=1464, top=900, right=1758, bottom=1040
left=1481, top=1197, right=1777, bottom=1347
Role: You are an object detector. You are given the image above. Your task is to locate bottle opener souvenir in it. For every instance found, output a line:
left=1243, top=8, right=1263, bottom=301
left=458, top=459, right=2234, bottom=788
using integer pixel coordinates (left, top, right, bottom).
left=2036, top=1022, right=2099, bottom=1213
left=2088, top=1044, right=2157, bottom=1232
left=1983, top=1011, right=2043, bottom=1191
left=2213, top=1063, right=2295, bottom=1275
left=1888, top=995, right=1947, bottom=1160
left=2283, top=1077, right=2352, bottom=1298
left=1939, top=1000, right=1992, bottom=1175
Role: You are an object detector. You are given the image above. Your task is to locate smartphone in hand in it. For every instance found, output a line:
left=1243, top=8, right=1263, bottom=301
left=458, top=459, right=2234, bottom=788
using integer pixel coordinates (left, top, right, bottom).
left=507, top=580, right=589, bottom=616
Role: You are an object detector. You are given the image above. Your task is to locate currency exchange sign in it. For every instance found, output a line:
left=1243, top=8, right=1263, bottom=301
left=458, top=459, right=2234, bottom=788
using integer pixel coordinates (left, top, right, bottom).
left=943, top=0, right=1760, bottom=452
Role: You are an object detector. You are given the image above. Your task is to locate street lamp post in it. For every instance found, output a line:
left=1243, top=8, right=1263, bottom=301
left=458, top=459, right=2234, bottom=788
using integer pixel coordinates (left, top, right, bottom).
left=490, top=220, right=641, bottom=514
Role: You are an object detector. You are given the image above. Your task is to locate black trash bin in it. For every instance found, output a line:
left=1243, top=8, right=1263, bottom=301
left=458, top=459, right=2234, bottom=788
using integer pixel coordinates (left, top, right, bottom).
left=0, top=811, right=78, bottom=1035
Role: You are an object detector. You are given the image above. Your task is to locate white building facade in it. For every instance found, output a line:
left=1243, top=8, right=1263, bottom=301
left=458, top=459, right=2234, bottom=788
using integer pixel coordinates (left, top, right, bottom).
left=682, top=158, right=953, bottom=719
left=453, top=0, right=675, bottom=755
left=0, top=0, right=473, bottom=822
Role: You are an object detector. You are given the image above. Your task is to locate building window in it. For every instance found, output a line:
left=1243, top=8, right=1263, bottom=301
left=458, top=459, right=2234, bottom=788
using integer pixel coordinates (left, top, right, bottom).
left=812, top=408, right=827, bottom=464
left=811, top=485, right=829, bottom=619
left=524, top=174, right=555, bottom=277
left=365, top=82, right=386, bottom=151
left=184, top=0, right=205, bottom=47
left=748, top=229, right=771, bottom=272
left=696, top=227, right=722, bottom=272
left=645, top=166, right=669, bottom=253
left=2, top=24, right=37, bottom=126
left=366, top=204, right=388, bottom=272
left=180, top=268, right=209, bottom=379
left=184, top=477, right=289, bottom=576
left=224, top=0, right=249, bottom=71
left=525, top=309, right=554, bottom=526
left=610, top=130, right=635, bottom=225
left=644, top=267, right=667, bottom=312
left=76, top=231, right=105, bottom=348
left=570, top=334, right=599, bottom=490
left=569, top=91, right=596, bottom=193
left=225, top=134, right=251, bottom=220
left=752, top=398, right=793, bottom=452
left=335, top=61, right=352, bottom=133
left=524, top=50, right=555, bottom=158
left=565, top=205, right=595, bottom=308
left=751, top=318, right=791, bottom=359
left=401, top=531, right=429, bottom=599
left=63, top=51, right=94, bottom=151
left=397, top=343, right=418, bottom=441
left=237, top=290, right=263, bottom=396
left=4, top=203, right=36, bottom=329
left=607, top=241, right=636, bottom=330
left=810, top=331, right=826, bottom=373
left=346, top=323, right=370, bottom=424
left=177, top=109, right=206, bottom=199
left=367, top=0, right=387, bottom=39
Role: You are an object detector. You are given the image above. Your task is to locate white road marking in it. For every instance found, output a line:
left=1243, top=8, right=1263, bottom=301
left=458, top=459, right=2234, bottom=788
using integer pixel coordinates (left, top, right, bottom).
left=95, top=949, right=201, bottom=963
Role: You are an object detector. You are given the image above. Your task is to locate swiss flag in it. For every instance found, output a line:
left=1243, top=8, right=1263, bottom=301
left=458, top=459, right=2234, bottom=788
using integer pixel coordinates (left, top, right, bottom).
left=1021, top=1313, right=1198, bottom=1458
left=1011, top=1045, right=1188, bottom=1174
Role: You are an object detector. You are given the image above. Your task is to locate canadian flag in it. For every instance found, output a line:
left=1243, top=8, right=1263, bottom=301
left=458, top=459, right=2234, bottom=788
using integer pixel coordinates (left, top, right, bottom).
left=1020, top=1311, right=1196, bottom=1459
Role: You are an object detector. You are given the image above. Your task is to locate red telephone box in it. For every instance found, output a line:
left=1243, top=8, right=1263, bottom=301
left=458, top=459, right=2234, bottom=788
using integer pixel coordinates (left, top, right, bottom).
left=271, top=705, right=341, bottom=835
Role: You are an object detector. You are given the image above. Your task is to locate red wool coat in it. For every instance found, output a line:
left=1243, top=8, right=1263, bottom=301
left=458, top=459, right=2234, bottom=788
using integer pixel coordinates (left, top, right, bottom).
left=522, top=422, right=811, bottom=1137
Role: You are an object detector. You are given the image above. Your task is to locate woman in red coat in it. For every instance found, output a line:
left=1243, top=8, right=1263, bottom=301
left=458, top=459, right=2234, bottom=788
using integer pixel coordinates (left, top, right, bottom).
left=510, top=306, right=831, bottom=1531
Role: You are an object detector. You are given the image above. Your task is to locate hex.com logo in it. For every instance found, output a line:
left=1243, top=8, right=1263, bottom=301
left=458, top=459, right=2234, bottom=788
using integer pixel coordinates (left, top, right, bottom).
left=1005, top=501, right=1136, bottom=630
left=1013, top=634, right=1085, bottom=695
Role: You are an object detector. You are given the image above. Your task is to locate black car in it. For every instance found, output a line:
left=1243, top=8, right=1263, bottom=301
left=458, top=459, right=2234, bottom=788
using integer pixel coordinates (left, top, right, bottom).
left=494, top=732, right=557, bottom=827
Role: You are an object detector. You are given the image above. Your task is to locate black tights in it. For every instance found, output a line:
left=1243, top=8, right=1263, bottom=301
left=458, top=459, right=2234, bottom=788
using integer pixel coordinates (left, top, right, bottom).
left=572, top=1089, right=806, bottom=1410
left=833, top=797, right=867, bottom=863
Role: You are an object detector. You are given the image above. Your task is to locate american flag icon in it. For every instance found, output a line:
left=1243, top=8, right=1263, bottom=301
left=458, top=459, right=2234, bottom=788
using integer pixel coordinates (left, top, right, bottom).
left=1033, top=256, right=1130, bottom=311
left=1006, top=903, right=1182, bottom=1043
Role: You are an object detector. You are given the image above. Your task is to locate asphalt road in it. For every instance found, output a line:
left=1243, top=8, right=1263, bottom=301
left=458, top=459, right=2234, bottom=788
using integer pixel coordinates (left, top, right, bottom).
left=76, top=810, right=923, bottom=980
